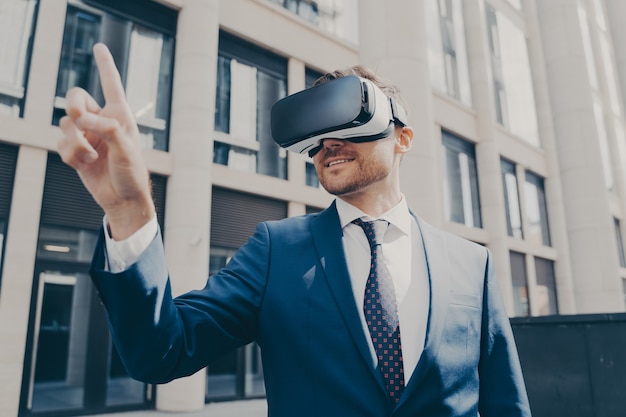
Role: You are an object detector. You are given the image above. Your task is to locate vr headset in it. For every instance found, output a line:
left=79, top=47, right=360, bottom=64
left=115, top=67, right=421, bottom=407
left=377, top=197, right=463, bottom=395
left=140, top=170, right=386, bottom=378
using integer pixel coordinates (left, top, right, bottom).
left=271, top=75, right=408, bottom=157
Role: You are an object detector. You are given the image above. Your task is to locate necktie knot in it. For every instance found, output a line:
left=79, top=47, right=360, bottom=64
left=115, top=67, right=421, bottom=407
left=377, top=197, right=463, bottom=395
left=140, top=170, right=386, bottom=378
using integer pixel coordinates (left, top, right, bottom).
left=352, top=218, right=387, bottom=249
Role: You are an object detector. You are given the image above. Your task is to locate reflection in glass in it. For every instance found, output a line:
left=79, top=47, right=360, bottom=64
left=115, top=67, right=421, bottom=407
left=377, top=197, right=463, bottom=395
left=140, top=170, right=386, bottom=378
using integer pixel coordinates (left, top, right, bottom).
left=206, top=248, right=265, bottom=400
left=126, top=25, right=174, bottom=151
left=501, top=159, right=523, bottom=238
left=426, top=0, right=472, bottom=106
left=54, top=4, right=175, bottom=151
left=214, top=56, right=287, bottom=179
left=524, top=172, right=551, bottom=246
left=534, top=257, right=558, bottom=315
left=306, top=161, right=320, bottom=188
left=245, top=343, right=265, bottom=397
left=271, top=0, right=359, bottom=44
left=207, top=247, right=238, bottom=399
left=0, top=0, right=38, bottom=116
left=56, top=8, right=100, bottom=96
left=486, top=6, right=539, bottom=145
left=509, top=251, right=529, bottom=317
left=30, top=226, right=148, bottom=412
left=442, top=132, right=482, bottom=228
left=31, top=273, right=84, bottom=412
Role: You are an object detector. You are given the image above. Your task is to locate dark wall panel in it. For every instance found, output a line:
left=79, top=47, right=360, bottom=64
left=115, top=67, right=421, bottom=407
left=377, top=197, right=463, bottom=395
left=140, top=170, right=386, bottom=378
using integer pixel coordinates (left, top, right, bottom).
left=511, top=314, right=626, bottom=417
left=211, top=187, right=287, bottom=249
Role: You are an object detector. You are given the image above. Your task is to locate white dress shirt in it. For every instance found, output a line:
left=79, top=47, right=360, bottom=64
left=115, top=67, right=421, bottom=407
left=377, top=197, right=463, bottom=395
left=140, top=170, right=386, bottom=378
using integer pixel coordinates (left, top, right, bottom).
left=104, top=195, right=431, bottom=381
left=335, top=196, right=430, bottom=382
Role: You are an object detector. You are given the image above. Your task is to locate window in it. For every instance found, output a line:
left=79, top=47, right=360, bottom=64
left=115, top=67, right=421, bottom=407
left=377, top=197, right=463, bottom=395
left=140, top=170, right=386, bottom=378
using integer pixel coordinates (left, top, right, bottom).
left=53, top=0, right=176, bottom=151
left=501, top=159, right=523, bottom=239
left=305, top=67, right=323, bottom=188
left=21, top=154, right=166, bottom=415
left=207, top=187, right=287, bottom=401
left=214, top=32, right=288, bottom=179
left=442, top=131, right=482, bottom=228
left=0, top=0, right=38, bottom=116
left=534, top=257, right=558, bottom=315
left=269, top=0, right=359, bottom=44
left=510, top=251, right=529, bottom=317
left=614, top=218, right=626, bottom=268
left=426, top=0, right=472, bottom=106
left=524, top=172, right=551, bottom=246
left=486, top=5, right=539, bottom=145
left=206, top=248, right=265, bottom=400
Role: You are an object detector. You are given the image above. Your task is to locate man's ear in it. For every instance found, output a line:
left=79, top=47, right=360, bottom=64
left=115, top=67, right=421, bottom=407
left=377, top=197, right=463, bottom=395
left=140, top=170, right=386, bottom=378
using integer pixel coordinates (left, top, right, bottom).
left=395, top=126, right=413, bottom=154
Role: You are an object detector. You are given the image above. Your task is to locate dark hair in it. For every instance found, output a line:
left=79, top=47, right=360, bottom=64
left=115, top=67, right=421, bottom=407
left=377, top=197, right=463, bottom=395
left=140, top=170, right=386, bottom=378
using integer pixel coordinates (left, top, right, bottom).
left=313, top=65, right=408, bottom=114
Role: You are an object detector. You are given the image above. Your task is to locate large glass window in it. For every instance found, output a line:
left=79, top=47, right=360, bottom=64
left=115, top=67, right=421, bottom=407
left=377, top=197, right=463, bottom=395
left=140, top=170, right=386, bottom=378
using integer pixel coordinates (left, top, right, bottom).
left=486, top=5, right=539, bottom=146
left=206, top=248, right=265, bottom=401
left=442, top=131, right=482, bottom=228
left=0, top=0, right=38, bottom=117
left=426, top=0, right=472, bottom=106
left=305, top=68, right=323, bottom=188
left=214, top=32, right=288, bottom=179
left=204, top=188, right=288, bottom=401
left=268, top=0, right=359, bottom=44
left=27, top=227, right=149, bottom=413
left=524, top=171, right=551, bottom=246
left=21, top=154, right=166, bottom=415
left=53, top=0, right=176, bottom=151
left=206, top=188, right=287, bottom=402
left=534, top=257, right=558, bottom=315
left=510, top=251, right=529, bottom=317
left=501, top=159, right=523, bottom=239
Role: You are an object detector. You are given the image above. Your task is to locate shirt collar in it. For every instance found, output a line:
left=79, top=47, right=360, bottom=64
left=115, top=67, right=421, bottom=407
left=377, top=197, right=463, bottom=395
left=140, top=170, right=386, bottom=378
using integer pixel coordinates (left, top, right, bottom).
left=335, top=195, right=412, bottom=237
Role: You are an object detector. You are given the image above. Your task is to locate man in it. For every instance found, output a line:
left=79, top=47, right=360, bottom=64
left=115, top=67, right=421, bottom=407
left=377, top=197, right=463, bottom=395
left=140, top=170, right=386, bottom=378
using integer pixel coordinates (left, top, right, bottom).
left=58, top=43, right=531, bottom=416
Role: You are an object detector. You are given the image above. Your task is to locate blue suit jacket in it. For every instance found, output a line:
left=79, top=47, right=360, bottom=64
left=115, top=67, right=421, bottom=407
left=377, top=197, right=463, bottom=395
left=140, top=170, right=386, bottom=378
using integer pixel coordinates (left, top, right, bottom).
left=90, top=202, right=531, bottom=417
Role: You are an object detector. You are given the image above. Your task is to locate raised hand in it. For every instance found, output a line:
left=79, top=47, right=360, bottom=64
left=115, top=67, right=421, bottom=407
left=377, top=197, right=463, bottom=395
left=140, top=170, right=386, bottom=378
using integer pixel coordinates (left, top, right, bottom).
left=58, top=43, right=155, bottom=240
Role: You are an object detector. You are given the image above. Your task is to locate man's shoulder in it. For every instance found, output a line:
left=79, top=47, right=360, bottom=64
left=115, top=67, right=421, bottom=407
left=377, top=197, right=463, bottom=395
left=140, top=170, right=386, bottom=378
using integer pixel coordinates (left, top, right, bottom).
left=413, top=214, right=488, bottom=258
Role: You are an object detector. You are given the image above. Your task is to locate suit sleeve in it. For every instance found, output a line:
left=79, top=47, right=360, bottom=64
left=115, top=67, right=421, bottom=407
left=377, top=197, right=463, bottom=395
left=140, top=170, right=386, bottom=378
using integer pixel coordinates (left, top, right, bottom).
left=478, top=249, right=532, bottom=417
left=90, top=223, right=270, bottom=384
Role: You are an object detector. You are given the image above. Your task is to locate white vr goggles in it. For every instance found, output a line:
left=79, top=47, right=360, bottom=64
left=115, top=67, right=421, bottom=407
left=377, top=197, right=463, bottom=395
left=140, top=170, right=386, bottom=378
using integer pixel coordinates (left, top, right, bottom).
left=270, top=75, right=408, bottom=157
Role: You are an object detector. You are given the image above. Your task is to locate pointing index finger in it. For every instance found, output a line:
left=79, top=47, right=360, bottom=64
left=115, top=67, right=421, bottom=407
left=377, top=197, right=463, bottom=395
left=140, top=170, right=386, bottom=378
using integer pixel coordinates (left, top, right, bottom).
left=93, top=43, right=126, bottom=104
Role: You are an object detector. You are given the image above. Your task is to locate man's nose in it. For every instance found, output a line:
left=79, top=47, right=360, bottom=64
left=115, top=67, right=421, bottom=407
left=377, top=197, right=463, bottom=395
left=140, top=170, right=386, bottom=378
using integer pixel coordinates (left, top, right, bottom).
left=322, top=138, right=344, bottom=149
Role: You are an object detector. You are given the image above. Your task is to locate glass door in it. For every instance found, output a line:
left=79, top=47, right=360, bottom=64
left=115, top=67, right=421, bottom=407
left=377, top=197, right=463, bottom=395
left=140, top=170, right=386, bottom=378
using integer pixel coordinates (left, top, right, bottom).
left=21, top=227, right=153, bottom=415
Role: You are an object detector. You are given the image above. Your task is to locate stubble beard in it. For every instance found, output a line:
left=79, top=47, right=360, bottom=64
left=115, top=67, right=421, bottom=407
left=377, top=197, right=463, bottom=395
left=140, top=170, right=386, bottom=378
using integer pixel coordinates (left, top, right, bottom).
left=317, top=151, right=390, bottom=197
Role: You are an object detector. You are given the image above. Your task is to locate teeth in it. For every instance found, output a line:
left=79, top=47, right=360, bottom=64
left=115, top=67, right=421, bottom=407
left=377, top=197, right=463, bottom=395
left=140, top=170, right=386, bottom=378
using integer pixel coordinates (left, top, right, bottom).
left=328, top=159, right=349, bottom=167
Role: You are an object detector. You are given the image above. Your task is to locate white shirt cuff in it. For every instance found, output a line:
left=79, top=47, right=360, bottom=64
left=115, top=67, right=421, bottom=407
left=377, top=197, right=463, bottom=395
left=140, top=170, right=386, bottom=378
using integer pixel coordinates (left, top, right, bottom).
left=103, top=215, right=158, bottom=273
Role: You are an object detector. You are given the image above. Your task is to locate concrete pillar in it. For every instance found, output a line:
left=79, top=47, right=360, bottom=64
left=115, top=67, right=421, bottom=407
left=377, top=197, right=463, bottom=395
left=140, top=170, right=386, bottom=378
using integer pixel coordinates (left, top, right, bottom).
left=286, top=58, right=307, bottom=189
left=463, top=0, right=515, bottom=312
left=156, top=0, right=219, bottom=411
left=357, top=0, right=443, bottom=226
left=523, top=0, right=576, bottom=314
left=22, top=0, right=66, bottom=123
left=536, top=0, right=624, bottom=312
left=0, top=147, right=47, bottom=417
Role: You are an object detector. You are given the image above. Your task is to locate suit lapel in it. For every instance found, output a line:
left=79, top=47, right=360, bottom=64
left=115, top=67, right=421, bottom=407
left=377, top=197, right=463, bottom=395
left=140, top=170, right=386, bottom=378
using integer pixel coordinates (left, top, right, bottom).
left=311, top=202, right=387, bottom=392
left=398, top=214, right=451, bottom=408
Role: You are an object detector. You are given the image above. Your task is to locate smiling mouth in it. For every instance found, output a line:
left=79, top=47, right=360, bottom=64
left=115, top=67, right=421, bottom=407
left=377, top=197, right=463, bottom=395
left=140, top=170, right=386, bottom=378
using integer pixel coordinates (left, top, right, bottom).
left=326, top=158, right=354, bottom=168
